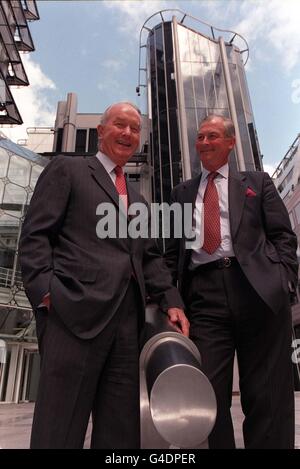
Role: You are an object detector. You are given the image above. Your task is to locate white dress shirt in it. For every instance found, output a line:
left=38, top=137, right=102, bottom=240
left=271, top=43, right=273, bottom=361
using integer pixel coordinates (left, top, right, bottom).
left=190, top=163, right=235, bottom=267
left=96, top=151, right=118, bottom=183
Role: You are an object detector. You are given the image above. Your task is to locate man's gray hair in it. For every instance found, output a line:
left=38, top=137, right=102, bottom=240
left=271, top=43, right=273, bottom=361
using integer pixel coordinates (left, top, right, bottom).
left=101, top=102, right=142, bottom=125
left=200, top=114, right=235, bottom=137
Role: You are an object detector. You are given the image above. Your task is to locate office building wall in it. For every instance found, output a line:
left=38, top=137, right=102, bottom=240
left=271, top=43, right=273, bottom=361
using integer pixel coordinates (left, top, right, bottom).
left=272, top=134, right=300, bottom=389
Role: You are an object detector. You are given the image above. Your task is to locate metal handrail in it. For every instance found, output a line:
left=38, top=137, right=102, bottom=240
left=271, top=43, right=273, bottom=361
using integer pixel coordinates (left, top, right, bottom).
left=272, top=133, right=300, bottom=180
left=0, top=266, right=23, bottom=288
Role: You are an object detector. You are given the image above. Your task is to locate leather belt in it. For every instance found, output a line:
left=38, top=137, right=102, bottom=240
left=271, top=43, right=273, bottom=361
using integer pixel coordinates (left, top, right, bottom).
left=193, top=257, right=237, bottom=272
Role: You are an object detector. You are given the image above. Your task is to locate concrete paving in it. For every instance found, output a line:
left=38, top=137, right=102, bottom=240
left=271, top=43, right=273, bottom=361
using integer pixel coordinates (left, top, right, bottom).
left=0, top=393, right=299, bottom=449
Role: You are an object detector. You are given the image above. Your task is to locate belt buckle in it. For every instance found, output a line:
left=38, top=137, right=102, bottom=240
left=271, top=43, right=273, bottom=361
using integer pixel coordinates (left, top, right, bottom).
left=223, top=257, right=231, bottom=268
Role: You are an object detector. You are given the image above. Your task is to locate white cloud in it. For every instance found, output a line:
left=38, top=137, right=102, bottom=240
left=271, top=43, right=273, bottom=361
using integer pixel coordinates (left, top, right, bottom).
left=97, top=79, right=121, bottom=91
left=102, top=0, right=172, bottom=38
left=102, top=0, right=300, bottom=72
left=232, top=0, right=300, bottom=72
left=0, top=54, right=56, bottom=144
left=102, top=59, right=125, bottom=71
left=183, top=0, right=300, bottom=72
left=80, top=47, right=88, bottom=57
left=263, top=162, right=278, bottom=177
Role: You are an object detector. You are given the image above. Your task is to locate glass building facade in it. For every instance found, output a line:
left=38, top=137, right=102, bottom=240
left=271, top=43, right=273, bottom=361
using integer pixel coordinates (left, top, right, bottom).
left=0, top=134, right=46, bottom=402
left=0, top=0, right=39, bottom=124
left=141, top=13, right=262, bottom=204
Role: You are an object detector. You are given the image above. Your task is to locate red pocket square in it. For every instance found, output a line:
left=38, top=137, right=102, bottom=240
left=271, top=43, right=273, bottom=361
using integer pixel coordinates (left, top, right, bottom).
left=246, top=187, right=256, bottom=197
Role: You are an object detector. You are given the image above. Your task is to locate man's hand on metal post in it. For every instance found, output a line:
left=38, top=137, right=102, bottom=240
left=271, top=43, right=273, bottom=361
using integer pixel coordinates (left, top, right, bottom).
left=167, top=308, right=190, bottom=337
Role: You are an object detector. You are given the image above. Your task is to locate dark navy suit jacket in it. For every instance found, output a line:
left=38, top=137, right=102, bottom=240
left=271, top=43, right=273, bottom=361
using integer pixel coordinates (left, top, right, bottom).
left=165, top=169, right=298, bottom=314
left=20, top=155, right=184, bottom=338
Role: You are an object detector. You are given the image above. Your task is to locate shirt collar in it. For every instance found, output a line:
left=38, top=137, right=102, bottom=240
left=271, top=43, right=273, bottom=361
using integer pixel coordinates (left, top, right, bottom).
left=202, top=163, right=229, bottom=181
left=96, top=151, right=117, bottom=176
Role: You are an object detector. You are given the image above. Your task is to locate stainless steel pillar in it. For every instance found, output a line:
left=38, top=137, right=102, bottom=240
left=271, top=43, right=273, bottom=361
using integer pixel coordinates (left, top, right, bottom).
left=140, top=304, right=217, bottom=448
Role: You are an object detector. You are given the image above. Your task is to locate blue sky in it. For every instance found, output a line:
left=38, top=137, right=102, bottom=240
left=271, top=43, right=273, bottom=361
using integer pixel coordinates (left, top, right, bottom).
left=2, top=0, right=300, bottom=174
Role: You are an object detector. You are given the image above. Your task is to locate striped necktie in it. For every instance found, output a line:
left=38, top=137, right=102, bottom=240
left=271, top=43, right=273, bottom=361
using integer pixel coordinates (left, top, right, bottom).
left=114, top=165, right=128, bottom=210
left=202, top=172, right=221, bottom=254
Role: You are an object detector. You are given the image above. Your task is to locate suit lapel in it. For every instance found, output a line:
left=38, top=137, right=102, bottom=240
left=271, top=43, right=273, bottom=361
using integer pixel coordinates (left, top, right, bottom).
left=229, top=169, right=247, bottom=240
left=181, top=175, right=201, bottom=209
left=126, top=182, right=141, bottom=207
left=126, top=181, right=146, bottom=251
left=178, top=175, right=201, bottom=263
left=87, top=156, right=120, bottom=208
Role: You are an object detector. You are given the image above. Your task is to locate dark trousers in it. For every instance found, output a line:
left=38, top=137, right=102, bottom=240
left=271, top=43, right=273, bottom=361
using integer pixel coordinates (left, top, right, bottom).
left=186, top=260, right=295, bottom=449
left=31, top=279, right=140, bottom=449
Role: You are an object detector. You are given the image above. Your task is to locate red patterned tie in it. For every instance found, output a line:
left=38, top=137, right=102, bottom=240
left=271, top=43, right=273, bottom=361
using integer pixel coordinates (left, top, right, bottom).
left=202, top=172, right=221, bottom=254
left=114, top=165, right=128, bottom=210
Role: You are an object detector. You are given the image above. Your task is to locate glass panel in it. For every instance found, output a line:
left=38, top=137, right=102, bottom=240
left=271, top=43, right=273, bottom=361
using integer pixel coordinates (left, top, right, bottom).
left=154, top=27, right=163, bottom=204
left=0, top=210, right=20, bottom=299
left=207, top=39, right=220, bottom=63
left=181, top=61, right=194, bottom=108
left=197, top=34, right=210, bottom=62
left=0, top=209, right=22, bottom=222
left=226, top=44, right=236, bottom=64
left=149, top=32, right=160, bottom=204
left=196, top=107, right=209, bottom=126
left=0, top=180, right=4, bottom=203
left=168, top=108, right=181, bottom=186
left=0, top=147, right=9, bottom=177
left=248, top=122, right=262, bottom=171
left=203, top=63, right=217, bottom=109
left=164, top=22, right=173, bottom=65
left=26, top=189, right=33, bottom=206
left=0, top=143, right=45, bottom=314
left=0, top=243, right=17, bottom=270
left=213, top=61, right=228, bottom=109
left=192, top=63, right=207, bottom=108
left=189, top=29, right=201, bottom=62
left=164, top=23, right=180, bottom=188
left=75, top=129, right=87, bottom=153
left=237, top=63, right=253, bottom=117
left=177, top=24, right=189, bottom=62
left=3, top=183, right=27, bottom=206
left=0, top=306, right=32, bottom=334
left=157, top=25, right=171, bottom=203
left=229, top=63, right=254, bottom=170
left=56, top=128, right=63, bottom=152
left=30, top=164, right=43, bottom=189
left=88, top=129, right=98, bottom=153
left=7, top=154, right=31, bottom=186
left=186, top=108, right=200, bottom=178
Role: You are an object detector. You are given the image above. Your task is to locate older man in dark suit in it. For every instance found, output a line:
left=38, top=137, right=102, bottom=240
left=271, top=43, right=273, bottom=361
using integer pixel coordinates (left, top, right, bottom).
left=20, top=102, right=189, bottom=449
left=165, top=115, right=298, bottom=448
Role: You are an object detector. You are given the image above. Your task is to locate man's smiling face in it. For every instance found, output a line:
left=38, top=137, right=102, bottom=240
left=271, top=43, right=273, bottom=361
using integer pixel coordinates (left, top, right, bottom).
left=97, top=103, right=141, bottom=166
left=196, top=117, right=236, bottom=171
